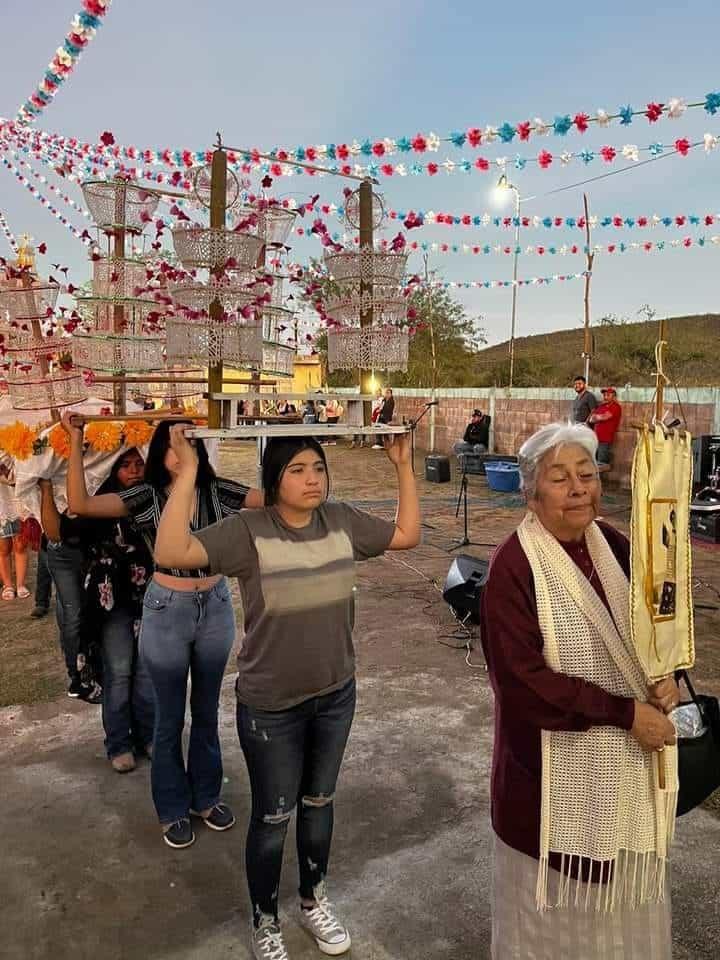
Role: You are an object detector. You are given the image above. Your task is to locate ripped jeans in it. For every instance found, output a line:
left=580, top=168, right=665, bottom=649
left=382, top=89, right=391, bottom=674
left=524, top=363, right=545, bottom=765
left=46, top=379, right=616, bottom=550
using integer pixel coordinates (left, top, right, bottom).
left=237, top=678, right=356, bottom=926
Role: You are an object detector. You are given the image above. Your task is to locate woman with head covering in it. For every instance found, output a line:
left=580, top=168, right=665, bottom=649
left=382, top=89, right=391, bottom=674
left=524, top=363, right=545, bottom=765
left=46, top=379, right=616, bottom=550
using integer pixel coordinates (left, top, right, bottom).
left=480, top=421, right=679, bottom=960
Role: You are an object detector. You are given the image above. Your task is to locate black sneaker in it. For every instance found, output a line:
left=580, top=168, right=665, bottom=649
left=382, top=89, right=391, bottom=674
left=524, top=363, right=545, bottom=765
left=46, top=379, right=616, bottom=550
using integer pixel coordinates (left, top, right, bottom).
left=190, top=802, right=235, bottom=831
left=80, top=682, right=103, bottom=705
left=30, top=605, right=49, bottom=619
left=67, top=676, right=83, bottom=698
left=163, top=818, right=195, bottom=849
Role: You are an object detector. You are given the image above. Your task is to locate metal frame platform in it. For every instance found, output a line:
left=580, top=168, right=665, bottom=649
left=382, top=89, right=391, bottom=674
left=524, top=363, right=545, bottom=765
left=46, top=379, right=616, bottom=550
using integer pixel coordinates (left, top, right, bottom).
left=187, top=423, right=409, bottom=440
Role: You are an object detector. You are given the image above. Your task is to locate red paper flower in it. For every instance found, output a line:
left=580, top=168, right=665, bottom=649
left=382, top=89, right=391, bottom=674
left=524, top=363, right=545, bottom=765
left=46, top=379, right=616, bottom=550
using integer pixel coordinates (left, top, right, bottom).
left=608, top=245, right=616, bottom=253
left=554, top=217, right=563, bottom=227
left=305, top=147, right=317, bottom=161
left=683, top=237, right=692, bottom=247
left=573, top=113, right=590, bottom=133
left=412, top=135, right=427, bottom=153
left=462, top=215, right=471, bottom=226
left=645, top=102, right=664, bottom=122
left=475, top=157, right=489, bottom=171
left=637, top=217, right=648, bottom=227
left=467, top=127, right=483, bottom=147
left=705, top=215, right=715, bottom=226
left=517, top=121, right=532, bottom=141
left=613, top=216, right=623, bottom=227
left=538, top=150, right=553, bottom=168
left=427, top=162, right=439, bottom=175
left=372, top=141, right=385, bottom=157
left=674, top=138, right=691, bottom=156
left=336, top=144, right=349, bottom=160
left=38, top=242, right=47, bottom=254
left=600, top=146, right=616, bottom=163
left=381, top=164, right=394, bottom=177
left=675, top=215, right=686, bottom=226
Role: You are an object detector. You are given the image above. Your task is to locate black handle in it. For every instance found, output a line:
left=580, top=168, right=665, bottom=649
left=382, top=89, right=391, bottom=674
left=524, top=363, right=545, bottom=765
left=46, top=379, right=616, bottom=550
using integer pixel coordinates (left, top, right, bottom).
left=677, top=669, right=708, bottom=725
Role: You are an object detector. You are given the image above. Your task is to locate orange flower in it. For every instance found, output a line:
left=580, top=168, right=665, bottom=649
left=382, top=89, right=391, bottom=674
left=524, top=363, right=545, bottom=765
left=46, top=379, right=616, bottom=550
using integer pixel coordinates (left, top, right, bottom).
left=122, top=420, right=154, bottom=448
left=85, top=421, right=122, bottom=453
left=0, top=421, right=38, bottom=461
left=48, top=423, right=71, bottom=459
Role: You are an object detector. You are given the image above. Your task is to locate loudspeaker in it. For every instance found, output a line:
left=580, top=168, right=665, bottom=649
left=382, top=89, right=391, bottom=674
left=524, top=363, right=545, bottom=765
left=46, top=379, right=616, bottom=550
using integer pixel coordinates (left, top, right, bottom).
left=443, top=554, right=489, bottom=624
left=425, top=455, right=451, bottom=484
left=692, top=435, right=720, bottom=487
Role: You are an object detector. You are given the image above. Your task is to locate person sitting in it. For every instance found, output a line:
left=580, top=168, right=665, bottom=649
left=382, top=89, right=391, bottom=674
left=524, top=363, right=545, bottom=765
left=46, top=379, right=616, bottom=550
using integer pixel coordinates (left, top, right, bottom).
left=452, top=409, right=491, bottom=462
left=588, top=386, right=622, bottom=466
left=302, top=399, right=318, bottom=424
left=480, top=421, right=678, bottom=960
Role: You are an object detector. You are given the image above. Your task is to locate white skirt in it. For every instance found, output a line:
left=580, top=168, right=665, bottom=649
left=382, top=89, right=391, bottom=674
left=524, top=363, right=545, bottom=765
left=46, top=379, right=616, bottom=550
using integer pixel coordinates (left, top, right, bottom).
left=491, top=835, right=672, bottom=960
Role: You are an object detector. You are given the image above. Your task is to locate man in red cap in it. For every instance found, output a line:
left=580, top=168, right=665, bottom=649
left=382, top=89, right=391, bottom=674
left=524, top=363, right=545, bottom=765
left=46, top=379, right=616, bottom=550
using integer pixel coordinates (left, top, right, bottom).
left=588, top=387, right=622, bottom=465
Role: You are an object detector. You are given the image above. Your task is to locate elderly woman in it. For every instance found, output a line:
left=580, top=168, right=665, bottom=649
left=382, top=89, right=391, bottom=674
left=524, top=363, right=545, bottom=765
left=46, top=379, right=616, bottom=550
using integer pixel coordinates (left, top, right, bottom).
left=480, top=422, right=680, bottom=960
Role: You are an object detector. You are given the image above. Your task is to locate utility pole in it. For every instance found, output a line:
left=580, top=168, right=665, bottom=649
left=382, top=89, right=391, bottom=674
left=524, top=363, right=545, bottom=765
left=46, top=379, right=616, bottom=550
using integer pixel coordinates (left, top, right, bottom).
left=358, top=179, right=374, bottom=425
left=582, top=193, right=595, bottom=384
left=206, top=144, right=227, bottom=429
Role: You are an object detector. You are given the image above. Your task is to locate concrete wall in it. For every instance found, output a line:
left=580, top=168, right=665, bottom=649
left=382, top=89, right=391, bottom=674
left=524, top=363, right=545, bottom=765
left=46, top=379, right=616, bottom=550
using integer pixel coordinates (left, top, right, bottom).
left=337, top=385, right=720, bottom=488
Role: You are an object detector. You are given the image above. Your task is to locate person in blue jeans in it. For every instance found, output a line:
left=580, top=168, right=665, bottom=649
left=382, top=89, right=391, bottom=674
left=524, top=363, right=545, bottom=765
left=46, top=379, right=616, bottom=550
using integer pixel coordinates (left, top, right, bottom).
left=154, top=428, right=420, bottom=960
left=64, top=414, right=263, bottom=847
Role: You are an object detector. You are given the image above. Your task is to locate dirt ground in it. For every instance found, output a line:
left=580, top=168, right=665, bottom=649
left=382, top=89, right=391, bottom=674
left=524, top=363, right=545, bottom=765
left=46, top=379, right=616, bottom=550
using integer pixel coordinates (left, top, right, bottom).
left=1, top=442, right=719, bottom=959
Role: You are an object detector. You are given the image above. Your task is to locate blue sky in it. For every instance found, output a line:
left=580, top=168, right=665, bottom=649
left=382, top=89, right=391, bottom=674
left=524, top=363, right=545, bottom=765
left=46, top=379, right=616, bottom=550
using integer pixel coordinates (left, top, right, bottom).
left=1, top=0, right=719, bottom=346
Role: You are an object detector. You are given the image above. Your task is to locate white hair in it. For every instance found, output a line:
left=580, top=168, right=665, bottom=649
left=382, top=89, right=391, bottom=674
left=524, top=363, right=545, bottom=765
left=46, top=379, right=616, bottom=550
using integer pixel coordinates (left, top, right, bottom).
left=518, top=421, right=598, bottom=498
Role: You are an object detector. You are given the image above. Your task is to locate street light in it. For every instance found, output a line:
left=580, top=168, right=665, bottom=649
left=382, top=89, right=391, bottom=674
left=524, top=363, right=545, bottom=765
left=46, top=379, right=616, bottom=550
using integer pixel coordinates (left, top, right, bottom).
left=494, top=174, right=521, bottom=391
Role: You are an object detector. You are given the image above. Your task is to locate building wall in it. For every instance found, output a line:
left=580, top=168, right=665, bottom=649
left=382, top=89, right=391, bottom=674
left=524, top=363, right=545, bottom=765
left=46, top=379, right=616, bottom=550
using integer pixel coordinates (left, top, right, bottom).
left=336, top=386, right=720, bottom=489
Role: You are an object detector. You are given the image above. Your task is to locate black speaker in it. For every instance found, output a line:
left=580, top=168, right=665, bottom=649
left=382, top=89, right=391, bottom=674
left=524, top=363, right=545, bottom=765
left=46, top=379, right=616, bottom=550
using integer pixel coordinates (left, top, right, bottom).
left=692, top=435, right=720, bottom=487
left=443, top=554, right=489, bottom=624
left=425, top=455, right=451, bottom=483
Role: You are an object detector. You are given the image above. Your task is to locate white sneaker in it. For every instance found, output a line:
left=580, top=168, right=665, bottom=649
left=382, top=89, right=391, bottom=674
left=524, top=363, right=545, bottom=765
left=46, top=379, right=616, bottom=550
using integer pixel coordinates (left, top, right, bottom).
left=299, top=887, right=351, bottom=956
left=252, top=920, right=289, bottom=960
left=371, top=443, right=383, bottom=450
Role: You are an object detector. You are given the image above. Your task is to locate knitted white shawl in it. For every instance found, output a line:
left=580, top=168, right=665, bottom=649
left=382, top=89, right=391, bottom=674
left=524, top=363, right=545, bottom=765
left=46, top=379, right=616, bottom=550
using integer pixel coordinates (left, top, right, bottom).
left=517, top=513, right=677, bottom=912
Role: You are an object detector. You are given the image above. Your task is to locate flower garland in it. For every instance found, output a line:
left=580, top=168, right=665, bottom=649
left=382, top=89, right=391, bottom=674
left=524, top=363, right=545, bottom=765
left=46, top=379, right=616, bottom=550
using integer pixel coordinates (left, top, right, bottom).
left=84, top=421, right=122, bottom=453
left=382, top=208, right=720, bottom=232
left=392, top=235, right=720, bottom=258
left=47, top=423, right=72, bottom=459
left=0, top=421, right=39, bottom=460
left=0, top=207, right=18, bottom=253
left=427, top=272, right=590, bottom=290
left=16, top=2, right=113, bottom=125
left=30, top=420, right=156, bottom=461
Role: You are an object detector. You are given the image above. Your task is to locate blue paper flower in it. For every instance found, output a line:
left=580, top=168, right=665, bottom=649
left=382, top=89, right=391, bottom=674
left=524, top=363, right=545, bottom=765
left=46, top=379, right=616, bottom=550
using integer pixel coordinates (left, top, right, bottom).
left=454, top=217, right=461, bottom=224
left=553, top=115, right=572, bottom=136
left=542, top=217, right=553, bottom=228
left=63, top=39, right=82, bottom=58
left=326, top=144, right=337, bottom=160
left=420, top=242, right=429, bottom=251
left=514, top=155, right=527, bottom=170
left=450, top=131, right=466, bottom=148
left=661, top=217, right=672, bottom=227
left=601, top=217, right=612, bottom=227
left=410, top=163, right=423, bottom=176
left=397, top=137, right=412, bottom=153
left=625, top=218, right=635, bottom=228
left=619, top=105, right=634, bottom=125
left=295, top=147, right=306, bottom=161
left=78, top=12, right=102, bottom=28
left=498, top=123, right=516, bottom=143
left=580, top=150, right=594, bottom=165
left=483, top=281, right=491, bottom=288
left=460, top=160, right=472, bottom=172
left=512, top=218, right=520, bottom=227
left=619, top=243, right=627, bottom=253
left=704, top=92, right=720, bottom=115
left=689, top=215, right=700, bottom=226
left=483, top=245, right=491, bottom=255
left=548, top=246, right=556, bottom=255
left=698, top=236, right=706, bottom=246
left=566, top=217, right=576, bottom=227
left=360, top=139, right=373, bottom=157
left=516, top=245, right=523, bottom=254
left=649, top=142, right=664, bottom=156
left=452, top=245, right=459, bottom=253
left=473, top=217, right=482, bottom=226
left=657, top=242, right=665, bottom=250
left=45, top=70, right=63, bottom=86
left=367, top=162, right=379, bottom=177
left=491, top=217, right=500, bottom=227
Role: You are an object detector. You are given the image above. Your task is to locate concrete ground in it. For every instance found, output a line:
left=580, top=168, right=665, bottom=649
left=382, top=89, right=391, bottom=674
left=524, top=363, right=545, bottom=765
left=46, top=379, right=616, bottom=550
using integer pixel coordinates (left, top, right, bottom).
left=1, top=443, right=719, bottom=959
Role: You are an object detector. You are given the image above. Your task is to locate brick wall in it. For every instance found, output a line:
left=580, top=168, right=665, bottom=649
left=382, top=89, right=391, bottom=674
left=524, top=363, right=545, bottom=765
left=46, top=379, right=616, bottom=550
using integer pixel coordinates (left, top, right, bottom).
left=390, top=390, right=718, bottom=489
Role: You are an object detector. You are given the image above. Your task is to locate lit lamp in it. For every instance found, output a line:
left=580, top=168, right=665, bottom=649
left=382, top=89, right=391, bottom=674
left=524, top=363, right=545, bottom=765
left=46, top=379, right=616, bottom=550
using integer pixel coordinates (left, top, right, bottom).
left=493, top=175, right=521, bottom=391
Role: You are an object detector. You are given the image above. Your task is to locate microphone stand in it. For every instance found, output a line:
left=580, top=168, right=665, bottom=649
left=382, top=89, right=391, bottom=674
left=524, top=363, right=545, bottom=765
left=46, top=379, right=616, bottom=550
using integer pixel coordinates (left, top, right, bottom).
left=450, top=456, right=484, bottom=550
left=407, top=401, right=438, bottom=474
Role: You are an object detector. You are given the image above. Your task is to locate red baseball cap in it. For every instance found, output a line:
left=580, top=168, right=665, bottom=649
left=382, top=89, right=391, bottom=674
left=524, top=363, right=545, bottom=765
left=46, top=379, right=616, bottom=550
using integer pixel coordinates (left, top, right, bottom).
left=601, top=386, right=617, bottom=396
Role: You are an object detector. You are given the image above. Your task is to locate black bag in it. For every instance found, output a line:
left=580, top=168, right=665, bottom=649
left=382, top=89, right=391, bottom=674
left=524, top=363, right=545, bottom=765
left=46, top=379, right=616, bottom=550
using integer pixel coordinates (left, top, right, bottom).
left=676, top=670, right=720, bottom=816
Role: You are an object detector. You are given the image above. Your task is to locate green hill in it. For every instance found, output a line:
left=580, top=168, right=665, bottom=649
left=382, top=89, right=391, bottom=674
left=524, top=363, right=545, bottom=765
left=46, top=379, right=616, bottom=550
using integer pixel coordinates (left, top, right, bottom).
left=473, top=313, right=720, bottom=387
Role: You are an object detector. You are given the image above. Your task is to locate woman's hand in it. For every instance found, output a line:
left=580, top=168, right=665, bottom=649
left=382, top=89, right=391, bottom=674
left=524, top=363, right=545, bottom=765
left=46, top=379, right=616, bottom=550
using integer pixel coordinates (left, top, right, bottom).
left=648, top=676, right=681, bottom=714
left=383, top=433, right=411, bottom=468
left=630, top=701, right=677, bottom=753
left=60, top=410, right=84, bottom=442
left=169, top=423, right=199, bottom=475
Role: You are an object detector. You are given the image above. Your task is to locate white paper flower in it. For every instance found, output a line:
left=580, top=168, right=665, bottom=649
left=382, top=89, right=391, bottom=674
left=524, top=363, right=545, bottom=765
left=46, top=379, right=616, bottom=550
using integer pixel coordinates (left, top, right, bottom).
left=667, top=97, right=687, bottom=119
left=483, top=125, right=498, bottom=143
left=426, top=210, right=437, bottom=222
left=560, top=151, right=573, bottom=165
left=596, top=109, right=611, bottom=127
left=315, top=144, right=327, bottom=158
left=704, top=133, right=718, bottom=152
left=349, top=140, right=361, bottom=157
left=533, top=117, right=551, bottom=136
left=651, top=215, right=662, bottom=226
left=384, top=138, right=396, bottom=155
left=442, top=158, right=456, bottom=173
left=621, top=144, right=640, bottom=162
left=427, top=132, right=441, bottom=152
left=589, top=217, right=598, bottom=228
left=481, top=214, right=491, bottom=226
left=394, top=163, right=407, bottom=176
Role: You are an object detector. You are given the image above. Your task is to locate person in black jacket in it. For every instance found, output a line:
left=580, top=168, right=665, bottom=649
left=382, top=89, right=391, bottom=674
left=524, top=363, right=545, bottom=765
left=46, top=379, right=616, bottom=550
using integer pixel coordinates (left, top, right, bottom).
left=453, top=409, right=491, bottom=461
left=371, top=388, right=395, bottom=449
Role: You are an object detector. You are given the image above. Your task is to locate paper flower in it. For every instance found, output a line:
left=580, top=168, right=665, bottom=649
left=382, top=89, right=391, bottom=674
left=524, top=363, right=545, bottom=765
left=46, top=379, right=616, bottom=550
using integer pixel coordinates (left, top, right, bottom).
left=600, top=146, right=617, bottom=162
left=483, top=126, right=498, bottom=143
left=559, top=151, right=573, bottom=165
left=596, top=109, right=611, bottom=126
left=553, top=115, right=572, bottom=136
left=537, top=150, right=553, bottom=169
left=704, top=134, right=718, bottom=152
left=666, top=97, right=687, bottom=119
left=85, top=421, right=122, bottom=453
left=580, top=149, right=595, bottom=164
left=618, top=105, right=634, bottom=126
left=411, top=134, right=427, bottom=153
left=532, top=117, right=550, bottom=136
left=0, top=421, right=38, bottom=461
left=498, top=123, right=516, bottom=143
left=674, top=138, right=691, bottom=156
left=645, top=102, right=664, bottom=122
left=48, top=423, right=71, bottom=459
left=621, top=144, right=639, bottom=162
left=649, top=142, right=664, bottom=156
left=427, top=133, right=441, bottom=152
left=122, top=420, right=153, bottom=448
left=705, top=92, right=720, bottom=115
left=516, top=121, right=531, bottom=141
left=573, top=113, right=590, bottom=133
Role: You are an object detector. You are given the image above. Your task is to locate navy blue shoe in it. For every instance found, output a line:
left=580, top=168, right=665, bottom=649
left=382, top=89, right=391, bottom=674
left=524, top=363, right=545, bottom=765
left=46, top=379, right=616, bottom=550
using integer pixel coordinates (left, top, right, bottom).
left=191, top=803, right=235, bottom=831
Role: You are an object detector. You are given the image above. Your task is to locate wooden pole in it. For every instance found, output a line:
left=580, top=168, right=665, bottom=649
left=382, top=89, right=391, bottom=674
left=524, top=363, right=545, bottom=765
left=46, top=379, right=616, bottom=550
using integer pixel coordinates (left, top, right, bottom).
left=112, top=181, right=127, bottom=416
left=582, top=193, right=595, bottom=384
left=359, top=179, right=374, bottom=426
left=207, top=148, right=228, bottom=430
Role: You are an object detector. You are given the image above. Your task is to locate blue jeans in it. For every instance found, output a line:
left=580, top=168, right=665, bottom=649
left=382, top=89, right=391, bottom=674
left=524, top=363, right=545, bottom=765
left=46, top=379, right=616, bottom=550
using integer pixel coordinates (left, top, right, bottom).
left=453, top=440, right=487, bottom=457
left=102, top=608, right=155, bottom=759
left=46, top=541, right=85, bottom=679
left=237, top=678, right=356, bottom=925
left=139, top=578, right=235, bottom=824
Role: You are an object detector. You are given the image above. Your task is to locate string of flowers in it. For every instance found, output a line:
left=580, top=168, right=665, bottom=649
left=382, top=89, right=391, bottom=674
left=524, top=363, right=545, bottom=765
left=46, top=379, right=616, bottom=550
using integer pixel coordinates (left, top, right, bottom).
left=0, top=207, right=18, bottom=253
left=0, top=421, right=39, bottom=460
left=382, top=208, right=720, bottom=232
left=385, top=235, right=720, bottom=258
left=426, top=272, right=591, bottom=290
left=16, top=1, right=113, bottom=124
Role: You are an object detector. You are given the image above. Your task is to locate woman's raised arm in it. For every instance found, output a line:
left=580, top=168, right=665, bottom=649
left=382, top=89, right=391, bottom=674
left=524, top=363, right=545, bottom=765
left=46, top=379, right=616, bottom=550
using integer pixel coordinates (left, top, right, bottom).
left=153, top=425, right=209, bottom=570
left=384, top=435, right=421, bottom=551
left=63, top=412, right=128, bottom=519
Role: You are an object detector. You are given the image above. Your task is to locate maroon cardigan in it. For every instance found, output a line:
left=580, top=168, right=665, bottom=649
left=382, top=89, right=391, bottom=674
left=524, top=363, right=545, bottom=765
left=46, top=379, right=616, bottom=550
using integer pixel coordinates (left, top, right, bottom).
left=480, top=520, right=636, bottom=864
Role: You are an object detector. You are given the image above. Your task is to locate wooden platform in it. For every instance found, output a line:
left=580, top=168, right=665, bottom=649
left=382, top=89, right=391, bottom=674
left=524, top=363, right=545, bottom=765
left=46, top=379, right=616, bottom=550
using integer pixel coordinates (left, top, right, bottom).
left=187, top=423, right=410, bottom=440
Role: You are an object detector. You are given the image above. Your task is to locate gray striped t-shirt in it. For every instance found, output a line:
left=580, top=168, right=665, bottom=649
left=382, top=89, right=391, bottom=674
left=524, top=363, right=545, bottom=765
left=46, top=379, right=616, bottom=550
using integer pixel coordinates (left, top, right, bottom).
left=197, top=502, right=395, bottom=710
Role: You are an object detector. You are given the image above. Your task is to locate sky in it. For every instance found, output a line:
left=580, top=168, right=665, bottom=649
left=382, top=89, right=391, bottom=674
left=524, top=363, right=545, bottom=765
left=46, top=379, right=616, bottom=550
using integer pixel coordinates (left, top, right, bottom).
left=1, top=0, right=719, bottom=348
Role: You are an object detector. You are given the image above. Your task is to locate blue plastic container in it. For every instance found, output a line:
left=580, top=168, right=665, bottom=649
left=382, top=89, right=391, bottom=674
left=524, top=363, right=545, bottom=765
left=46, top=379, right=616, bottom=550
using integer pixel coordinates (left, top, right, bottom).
left=485, top=461, right=521, bottom=493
